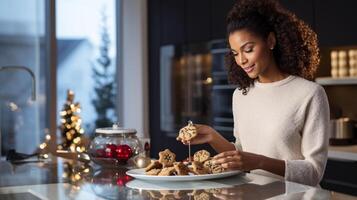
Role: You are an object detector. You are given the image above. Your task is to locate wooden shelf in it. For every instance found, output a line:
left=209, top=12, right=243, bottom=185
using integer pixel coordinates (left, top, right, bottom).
left=315, top=77, right=357, bottom=85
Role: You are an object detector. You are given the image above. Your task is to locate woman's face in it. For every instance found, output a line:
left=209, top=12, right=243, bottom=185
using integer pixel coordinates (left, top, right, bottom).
left=228, top=29, right=275, bottom=79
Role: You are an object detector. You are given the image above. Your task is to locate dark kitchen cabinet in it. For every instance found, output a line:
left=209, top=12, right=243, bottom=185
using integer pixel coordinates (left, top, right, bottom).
left=155, top=0, right=357, bottom=61
left=321, top=159, right=357, bottom=196
left=160, top=0, right=185, bottom=45
left=278, top=0, right=357, bottom=47
left=279, top=0, right=315, bottom=29
left=160, top=0, right=236, bottom=45
left=211, top=0, right=236, bottom=40
left=186, top=0, right=211, bottom=43
left=148, top=0, right=164, bottom=156
left=314, top=0, right=357, bottom=47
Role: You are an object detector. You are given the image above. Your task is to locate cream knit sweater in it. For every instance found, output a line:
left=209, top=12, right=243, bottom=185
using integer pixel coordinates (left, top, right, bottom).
left=232, top=75, right=330, bottom=186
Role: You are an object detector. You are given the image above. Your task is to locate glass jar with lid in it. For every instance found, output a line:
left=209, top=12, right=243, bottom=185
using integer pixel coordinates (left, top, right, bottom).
left=88, top=124, right=142, bottom=168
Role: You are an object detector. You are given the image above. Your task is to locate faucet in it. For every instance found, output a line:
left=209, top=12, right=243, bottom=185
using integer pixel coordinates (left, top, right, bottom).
left=0, top=66, right=36, bottom=101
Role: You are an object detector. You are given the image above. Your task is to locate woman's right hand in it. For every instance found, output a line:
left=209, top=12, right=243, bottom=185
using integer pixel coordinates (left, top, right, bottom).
left=181, top=124, right=217, bottom=145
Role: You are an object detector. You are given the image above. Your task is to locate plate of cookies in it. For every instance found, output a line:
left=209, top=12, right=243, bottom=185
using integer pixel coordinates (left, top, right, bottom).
left=126, top=149, right=242, bottom=181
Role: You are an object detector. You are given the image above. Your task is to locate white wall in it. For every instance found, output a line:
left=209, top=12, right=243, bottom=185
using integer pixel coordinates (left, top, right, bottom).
left=120, top=0, right=149, bottom=137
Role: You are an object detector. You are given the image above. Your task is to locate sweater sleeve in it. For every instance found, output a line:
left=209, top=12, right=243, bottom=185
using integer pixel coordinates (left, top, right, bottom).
left=285, top=86, right=330, bottom=186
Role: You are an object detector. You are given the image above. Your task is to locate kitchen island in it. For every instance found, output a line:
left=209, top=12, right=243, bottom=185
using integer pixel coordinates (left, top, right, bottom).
left=0, top=156, right=351, bottom=199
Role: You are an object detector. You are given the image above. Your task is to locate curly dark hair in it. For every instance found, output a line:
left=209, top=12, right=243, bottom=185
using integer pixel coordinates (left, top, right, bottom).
left=225, top=0, right=320, bottom=95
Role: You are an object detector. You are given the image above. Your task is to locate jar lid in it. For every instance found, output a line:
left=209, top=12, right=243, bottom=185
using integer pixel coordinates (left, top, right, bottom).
left=95, top=123, right=137, bottom=135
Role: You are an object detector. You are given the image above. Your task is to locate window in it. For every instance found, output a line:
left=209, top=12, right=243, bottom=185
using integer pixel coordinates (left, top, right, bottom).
left=56, top=0, right=117, bottom=136
left=0, top=0, right=47, bottom=155
left=0, top=0, right=119, bottom=156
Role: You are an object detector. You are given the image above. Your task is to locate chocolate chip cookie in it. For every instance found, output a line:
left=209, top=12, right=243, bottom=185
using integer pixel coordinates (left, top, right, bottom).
left=173, top=162, right=190, bottom=175
left=203, top=159, right=224, bottom=174
left=145, top=160, right=162, bottom=172
left=176, top=121, right=197, bottom=141
left=192, top=161, right=209, bottom=175
left=146, top=168, right=162, bottom=175
left=193, top=150, right=211, bottom=163
left=158, top=167, right=176, bottom=176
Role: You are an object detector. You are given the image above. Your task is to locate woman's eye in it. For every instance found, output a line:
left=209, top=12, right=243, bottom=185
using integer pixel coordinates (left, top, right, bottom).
left=244, top=48, right=253, bottom=53
left=231, top=52, right=238, bottom=56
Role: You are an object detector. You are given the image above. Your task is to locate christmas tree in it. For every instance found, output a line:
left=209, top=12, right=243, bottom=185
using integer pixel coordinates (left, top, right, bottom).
left=58, top=90, right=86, bottom=153
left=91, top=10, right=116, bottom=128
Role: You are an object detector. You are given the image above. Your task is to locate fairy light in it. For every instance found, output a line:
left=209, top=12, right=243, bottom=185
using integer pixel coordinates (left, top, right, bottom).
left=73, top=137, right=80, bottom=144
left=204, top=77, right=213, bottom=84
left=62, top=172, right=68, bottom=178
left=70, top=145, right=76, bottom=152
left=76, top=146, right=83, bottom=152
left=39, top=143, right=47, bottom=149
left=66, top=132, right=72, bottom=140
left=9, top=102, right=19, bottom=111
left=74, top=174, right=81, bottom=180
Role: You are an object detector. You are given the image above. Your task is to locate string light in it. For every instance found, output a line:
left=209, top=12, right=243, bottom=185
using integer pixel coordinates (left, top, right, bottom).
left=39, top=143, right=47, bottom=149
left=73, top=137, right=80, bottom=144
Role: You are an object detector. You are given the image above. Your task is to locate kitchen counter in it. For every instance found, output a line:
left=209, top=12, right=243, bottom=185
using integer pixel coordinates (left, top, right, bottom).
left=0, top=156, right=351, bottom=200
left=328, top=145, right=357, bottom=161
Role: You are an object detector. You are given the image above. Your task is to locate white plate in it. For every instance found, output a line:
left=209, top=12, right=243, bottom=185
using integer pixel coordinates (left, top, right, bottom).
left=126, top=176, right=249, bottom=191
left=126, top=168, right=242, bottom=182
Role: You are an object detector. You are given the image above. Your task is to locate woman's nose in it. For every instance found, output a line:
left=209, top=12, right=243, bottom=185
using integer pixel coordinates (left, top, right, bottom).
left=239, top=54, right=248, bottom=65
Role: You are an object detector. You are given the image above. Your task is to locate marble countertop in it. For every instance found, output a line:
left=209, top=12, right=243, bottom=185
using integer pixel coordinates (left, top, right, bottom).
left=0, top=157, right=340, bottom=200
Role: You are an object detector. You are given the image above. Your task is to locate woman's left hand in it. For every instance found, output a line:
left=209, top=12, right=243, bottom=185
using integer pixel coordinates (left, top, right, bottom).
left=212, top=150, right=264, bottom=171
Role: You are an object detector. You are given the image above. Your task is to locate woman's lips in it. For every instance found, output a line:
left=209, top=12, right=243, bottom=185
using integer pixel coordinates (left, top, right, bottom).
left=243, top=64, right=255, bottom=73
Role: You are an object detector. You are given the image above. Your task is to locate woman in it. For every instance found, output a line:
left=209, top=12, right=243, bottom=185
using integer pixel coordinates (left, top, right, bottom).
left=180, top=0, right=329, bottom=186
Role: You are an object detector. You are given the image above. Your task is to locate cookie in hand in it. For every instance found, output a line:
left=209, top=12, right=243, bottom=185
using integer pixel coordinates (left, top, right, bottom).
left=176, top=121, right=197, bottom=141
